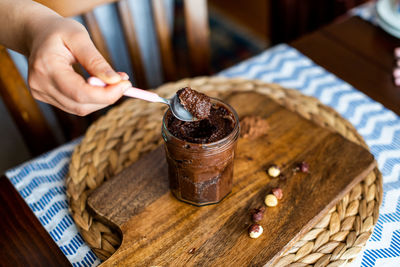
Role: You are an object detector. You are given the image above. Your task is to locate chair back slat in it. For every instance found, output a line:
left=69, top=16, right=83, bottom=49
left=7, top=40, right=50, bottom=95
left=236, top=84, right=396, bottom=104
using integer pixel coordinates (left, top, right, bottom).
left=0, top=46, right=57, bottom=155
left=152, top=0, right=177, bottom=82
left=117, top=0, right=148, bottom=88
left=83, top=11, right=114, bottom=66
left=183, top=0, right=210, bottom=76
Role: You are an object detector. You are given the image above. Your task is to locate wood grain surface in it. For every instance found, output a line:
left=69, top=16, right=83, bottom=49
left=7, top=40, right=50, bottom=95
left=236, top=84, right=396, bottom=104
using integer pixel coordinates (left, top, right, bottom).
left=88, top=92, right=375, bottom=266
left=292, top=17, right=400, bottom=116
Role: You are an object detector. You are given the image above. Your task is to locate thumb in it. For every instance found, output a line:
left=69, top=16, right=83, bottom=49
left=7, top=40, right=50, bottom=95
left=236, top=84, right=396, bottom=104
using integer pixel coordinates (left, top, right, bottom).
left=66, top=31, right=121, bottom=84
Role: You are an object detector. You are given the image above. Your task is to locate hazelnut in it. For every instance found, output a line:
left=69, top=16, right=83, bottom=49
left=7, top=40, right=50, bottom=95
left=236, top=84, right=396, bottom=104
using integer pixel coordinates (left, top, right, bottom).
left=293, top=161, right=310, bottom=173
left=299, top=161, right=310, bottom=173
left=248, top=224, right=263, bottom=238
left=251, top=207, right=265, bottom=222
left=272, top=188, right=283, bottom=200
left=267, top=165, right=280, bottom=177
left=265, top=194, right=278, bottom=207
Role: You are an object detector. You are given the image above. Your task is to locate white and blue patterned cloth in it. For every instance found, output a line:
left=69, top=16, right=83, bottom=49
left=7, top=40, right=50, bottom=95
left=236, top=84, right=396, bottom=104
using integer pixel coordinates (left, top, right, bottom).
left=6, top=6, right=400, bottom=267
left=351, top=1, right=379, bottom=25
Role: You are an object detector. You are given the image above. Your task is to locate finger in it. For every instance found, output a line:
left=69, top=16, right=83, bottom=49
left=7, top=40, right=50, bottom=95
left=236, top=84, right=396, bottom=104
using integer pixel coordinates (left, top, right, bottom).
left=30, top=89, right=54, bottom=104
left=88, top=76, right=106, bottom=87
left=88, top=73, right=129, bottom=87
left=394, top=68, right=400, bottom=78
left=32, top=88, right=107, bottom=116
left=65, top=31, right=121, bottom=84
left=396, top=77, right=400, bottom=87
left=52, top=64, right=131, bottom=105
left=395, top=47, right=400, bottom=59
left=118, top=72, right=129, bottom=81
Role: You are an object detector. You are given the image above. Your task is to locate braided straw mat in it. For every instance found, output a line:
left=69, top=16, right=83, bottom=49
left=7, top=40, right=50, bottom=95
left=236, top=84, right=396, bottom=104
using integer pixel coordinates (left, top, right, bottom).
left=66, top=77, right=383, bottom=266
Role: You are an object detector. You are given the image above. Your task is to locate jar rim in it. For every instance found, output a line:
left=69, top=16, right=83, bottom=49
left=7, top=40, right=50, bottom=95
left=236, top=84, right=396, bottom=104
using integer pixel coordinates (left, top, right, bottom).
left=161, top=97, right=240, bottom=149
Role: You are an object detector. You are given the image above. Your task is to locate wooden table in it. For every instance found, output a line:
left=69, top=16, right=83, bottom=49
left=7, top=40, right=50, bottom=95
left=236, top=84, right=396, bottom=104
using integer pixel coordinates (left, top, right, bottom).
left=291, top=17, right=400, bottom=116
left=0, top=16, right=399, bottom=266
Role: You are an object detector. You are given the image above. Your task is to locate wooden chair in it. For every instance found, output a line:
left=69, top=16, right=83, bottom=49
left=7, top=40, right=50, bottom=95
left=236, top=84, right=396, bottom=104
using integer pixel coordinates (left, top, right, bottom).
left=0, top=0, right=210, bottom=156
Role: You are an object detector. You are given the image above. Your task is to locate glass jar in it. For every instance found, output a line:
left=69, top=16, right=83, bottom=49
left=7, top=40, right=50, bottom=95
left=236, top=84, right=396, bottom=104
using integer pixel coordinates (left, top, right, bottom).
left=161, top=99, right=240, bottom=206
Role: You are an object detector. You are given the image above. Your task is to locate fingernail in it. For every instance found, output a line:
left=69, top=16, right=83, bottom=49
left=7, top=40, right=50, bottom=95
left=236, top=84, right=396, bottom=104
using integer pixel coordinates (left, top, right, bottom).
left=106, top=71, right=118, bottom=78
left=106, top=70, right=117, bottom=76
left=118, top=72, right=129, bottom=80
left=88, top=76, right=106, bottom=87
left=105, top=70, right=121, bottom=83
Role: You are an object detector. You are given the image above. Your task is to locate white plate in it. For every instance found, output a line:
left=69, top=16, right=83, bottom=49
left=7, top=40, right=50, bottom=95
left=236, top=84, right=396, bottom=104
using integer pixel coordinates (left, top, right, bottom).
left=377, top=16, right=400, bottom=38
left=377, top=0, right=400, bottom=28
left=376, top=0, right=400, bottom=38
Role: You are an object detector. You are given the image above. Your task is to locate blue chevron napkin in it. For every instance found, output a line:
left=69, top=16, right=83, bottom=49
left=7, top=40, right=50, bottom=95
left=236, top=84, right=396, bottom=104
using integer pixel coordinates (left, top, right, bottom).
left=6, top=138, right=101, bottom=266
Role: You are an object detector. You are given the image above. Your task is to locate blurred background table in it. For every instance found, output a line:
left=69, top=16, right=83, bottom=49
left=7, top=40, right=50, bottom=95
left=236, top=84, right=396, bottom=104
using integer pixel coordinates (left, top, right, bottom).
left=292, top=16, right=400, bottom=116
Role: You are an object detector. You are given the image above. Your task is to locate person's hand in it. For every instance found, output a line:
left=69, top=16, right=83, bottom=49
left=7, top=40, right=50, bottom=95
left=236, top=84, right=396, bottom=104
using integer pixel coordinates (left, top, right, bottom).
left=26, top=16, right=131, bottom=116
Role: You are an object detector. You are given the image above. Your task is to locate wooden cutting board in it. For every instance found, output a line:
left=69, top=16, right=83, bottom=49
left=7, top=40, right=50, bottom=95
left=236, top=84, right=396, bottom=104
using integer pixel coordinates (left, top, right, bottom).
left=87, top=92, right=376, bottom=266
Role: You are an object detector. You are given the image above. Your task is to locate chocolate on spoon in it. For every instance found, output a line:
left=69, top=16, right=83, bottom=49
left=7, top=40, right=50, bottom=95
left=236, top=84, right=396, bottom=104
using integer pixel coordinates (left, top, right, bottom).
left=88, top=77, right=197, bottom=121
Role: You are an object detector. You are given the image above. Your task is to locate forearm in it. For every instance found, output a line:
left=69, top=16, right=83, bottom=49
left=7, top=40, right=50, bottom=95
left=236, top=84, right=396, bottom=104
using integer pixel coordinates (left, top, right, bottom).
left=0, top=0, right=61, bottom=55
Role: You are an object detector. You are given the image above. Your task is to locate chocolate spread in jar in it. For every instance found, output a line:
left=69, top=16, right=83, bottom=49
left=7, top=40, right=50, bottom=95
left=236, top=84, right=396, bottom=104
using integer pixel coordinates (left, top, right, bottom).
left=162, top=92, right=239, bottom=206
left=166, top=104, right=235, bottom=144
left=177, top=87, right=212, bottom=120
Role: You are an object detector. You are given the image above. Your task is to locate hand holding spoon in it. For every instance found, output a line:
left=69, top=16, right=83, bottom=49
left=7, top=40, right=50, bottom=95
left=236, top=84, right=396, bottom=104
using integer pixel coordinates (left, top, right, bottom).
left=88, top=77, right=195, bottom=121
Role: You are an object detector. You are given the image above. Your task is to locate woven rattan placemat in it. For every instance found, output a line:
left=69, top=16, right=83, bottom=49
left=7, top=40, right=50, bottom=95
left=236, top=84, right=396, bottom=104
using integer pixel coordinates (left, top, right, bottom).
left=66, top=77, right=382, bottom=266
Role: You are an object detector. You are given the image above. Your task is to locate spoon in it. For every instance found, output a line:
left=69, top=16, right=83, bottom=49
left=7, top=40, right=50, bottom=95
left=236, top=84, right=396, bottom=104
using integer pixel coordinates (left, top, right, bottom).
left=88, top=77, right=195, bottom=122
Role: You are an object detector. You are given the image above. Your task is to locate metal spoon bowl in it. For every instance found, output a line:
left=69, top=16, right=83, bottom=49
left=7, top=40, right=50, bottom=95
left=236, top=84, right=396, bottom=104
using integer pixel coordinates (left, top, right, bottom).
left=88, top=77, right=196, bottom=121
left=166, top=95, right=195, bottom=122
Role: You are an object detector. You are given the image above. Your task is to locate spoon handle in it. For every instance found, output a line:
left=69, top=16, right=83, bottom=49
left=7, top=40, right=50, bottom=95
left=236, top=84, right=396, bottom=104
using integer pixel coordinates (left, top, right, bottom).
left=88, top=76, right=166, bottom=103
left=124, top=87, right=165, bottom=103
